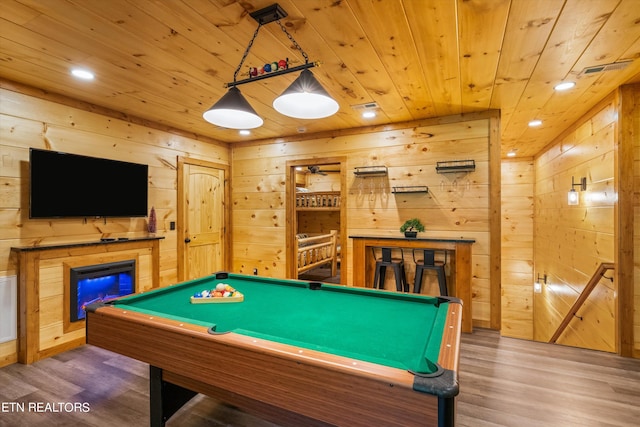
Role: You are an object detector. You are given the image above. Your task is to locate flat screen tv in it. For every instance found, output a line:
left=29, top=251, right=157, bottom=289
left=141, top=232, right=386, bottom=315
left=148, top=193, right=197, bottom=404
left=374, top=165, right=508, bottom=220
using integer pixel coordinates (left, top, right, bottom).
left=29, top=148, right=149, bottom=218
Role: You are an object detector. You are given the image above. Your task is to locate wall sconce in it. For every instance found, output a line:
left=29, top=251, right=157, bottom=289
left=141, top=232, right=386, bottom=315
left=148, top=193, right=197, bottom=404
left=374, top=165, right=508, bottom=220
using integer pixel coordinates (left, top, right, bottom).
left=534, top=273, right=547, bottom=293
left=567, top=176, right=586, bottom=205
left=202, top=3, right=339, bottom=129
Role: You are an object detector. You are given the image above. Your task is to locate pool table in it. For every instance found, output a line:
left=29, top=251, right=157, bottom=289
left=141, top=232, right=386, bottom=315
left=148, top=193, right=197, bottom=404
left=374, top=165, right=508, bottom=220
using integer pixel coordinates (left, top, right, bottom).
left=86, top=272, right=462, bottom=427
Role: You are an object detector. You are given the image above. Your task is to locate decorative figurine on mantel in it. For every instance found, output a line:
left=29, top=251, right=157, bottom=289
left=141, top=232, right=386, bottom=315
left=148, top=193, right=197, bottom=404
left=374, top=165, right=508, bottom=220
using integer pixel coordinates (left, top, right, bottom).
left=400, top=218, right=425, bottom=238
left=148, top=206, right=157, bottom=236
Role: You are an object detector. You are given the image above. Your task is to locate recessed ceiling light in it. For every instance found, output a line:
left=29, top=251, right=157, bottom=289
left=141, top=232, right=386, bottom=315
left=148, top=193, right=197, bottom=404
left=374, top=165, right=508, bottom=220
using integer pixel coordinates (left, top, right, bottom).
left=239, top=129, right=251, bottom=136
left=70, top=68, right=95, bottom=80
left=362, top=111, right=376, bottom=119
left=554, top=81, right=575, bottom=91
left=528, top=119, right=542, bottom=127
left=507, top=150, right=517, bottom=157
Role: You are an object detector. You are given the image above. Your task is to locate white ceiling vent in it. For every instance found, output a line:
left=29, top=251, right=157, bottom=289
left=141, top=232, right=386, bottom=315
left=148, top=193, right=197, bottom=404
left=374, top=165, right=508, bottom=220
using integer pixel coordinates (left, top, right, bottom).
left=578, top=60, right=633, bottom=76
left=351, top=102, right=379, bottom=111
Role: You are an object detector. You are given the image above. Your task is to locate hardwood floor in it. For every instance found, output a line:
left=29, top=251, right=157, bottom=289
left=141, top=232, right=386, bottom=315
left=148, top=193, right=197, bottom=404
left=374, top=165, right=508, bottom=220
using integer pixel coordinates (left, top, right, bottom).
left=1, top=329, right=638, bottom=426
left=298, top=265, right=341, bottom=284
left=456, top=329, right=640, bottom=427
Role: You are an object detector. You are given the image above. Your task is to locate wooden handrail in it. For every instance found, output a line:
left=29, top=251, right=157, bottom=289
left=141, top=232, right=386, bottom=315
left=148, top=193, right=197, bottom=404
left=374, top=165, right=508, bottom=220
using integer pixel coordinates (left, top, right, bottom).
left=549, top=262, right=615, bottom=343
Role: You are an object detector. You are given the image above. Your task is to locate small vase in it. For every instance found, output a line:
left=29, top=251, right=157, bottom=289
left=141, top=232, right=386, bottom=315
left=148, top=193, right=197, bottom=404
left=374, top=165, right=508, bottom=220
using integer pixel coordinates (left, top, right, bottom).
left=147, top=206, right=157, bottom=235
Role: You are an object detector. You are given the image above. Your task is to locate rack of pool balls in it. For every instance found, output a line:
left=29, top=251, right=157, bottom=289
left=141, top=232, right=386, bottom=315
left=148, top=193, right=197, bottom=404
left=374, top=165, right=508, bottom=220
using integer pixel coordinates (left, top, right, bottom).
left=190, top=283, right=244, bottom=304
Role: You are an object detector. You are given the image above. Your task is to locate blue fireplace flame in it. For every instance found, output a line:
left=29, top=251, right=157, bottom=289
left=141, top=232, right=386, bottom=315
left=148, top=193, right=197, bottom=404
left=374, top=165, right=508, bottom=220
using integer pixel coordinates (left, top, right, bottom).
left=71, top=260, right=135, bottom=322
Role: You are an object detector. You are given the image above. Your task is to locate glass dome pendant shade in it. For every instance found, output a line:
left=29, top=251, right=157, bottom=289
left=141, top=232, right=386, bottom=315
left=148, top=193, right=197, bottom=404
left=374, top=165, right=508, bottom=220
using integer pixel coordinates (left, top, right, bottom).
left=202, top=86, right=264, bottom=129
left=273, top=69, right=339, bottom=119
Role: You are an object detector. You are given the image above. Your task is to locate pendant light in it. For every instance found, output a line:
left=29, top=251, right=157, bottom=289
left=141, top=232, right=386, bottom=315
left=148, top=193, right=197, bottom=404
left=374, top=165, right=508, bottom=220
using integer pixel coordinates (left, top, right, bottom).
left=273, top=69, right=339, bottom=119
left=202, top=87, right=263, bottom=129
left=202, top=3, right=338, bottom=129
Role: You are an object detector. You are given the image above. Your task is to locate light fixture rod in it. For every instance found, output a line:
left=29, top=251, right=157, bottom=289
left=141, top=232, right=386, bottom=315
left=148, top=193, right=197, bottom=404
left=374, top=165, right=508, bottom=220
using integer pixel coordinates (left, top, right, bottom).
left=225, top=62, right=318, bottom=88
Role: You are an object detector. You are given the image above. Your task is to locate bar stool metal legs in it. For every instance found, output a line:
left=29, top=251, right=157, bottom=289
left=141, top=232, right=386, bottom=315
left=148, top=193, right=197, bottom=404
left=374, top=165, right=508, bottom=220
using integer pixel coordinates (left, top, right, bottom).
left=372, top=247, right=408, bottom=292
left=413, top=249, right=448, bottom=296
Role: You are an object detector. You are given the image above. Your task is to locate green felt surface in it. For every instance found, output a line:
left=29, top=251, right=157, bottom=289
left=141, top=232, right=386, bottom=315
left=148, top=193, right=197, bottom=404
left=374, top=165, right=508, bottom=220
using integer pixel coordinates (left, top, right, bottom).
left=113, top=273, right=449, bottom=374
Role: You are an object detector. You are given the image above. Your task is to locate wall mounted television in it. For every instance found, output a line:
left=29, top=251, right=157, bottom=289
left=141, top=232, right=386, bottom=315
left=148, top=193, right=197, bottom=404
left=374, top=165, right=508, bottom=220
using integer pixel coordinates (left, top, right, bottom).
left=29, top=148, right=149, bottom=218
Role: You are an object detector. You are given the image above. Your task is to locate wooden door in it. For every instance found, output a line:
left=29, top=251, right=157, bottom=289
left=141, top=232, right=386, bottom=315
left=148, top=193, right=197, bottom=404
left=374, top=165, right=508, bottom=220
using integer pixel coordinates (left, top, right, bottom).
left=178, top=158, right=229, bottom=281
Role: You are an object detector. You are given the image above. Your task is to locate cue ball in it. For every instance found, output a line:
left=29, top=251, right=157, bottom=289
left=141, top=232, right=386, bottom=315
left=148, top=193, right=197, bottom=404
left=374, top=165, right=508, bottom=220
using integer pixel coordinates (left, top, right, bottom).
left=215, top=283, right=226, bottom=292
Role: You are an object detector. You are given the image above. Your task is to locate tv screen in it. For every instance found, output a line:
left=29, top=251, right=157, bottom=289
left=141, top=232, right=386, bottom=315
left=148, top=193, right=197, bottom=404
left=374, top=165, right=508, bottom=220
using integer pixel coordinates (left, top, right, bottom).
left=29, top=148, right=149, bottom=218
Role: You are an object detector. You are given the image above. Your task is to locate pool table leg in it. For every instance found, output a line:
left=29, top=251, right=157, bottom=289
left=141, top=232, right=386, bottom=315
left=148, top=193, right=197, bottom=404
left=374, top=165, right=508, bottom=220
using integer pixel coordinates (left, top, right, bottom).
left=149, top=366, right=198, bottom=427
left=438, top=396, right=455, bottom=427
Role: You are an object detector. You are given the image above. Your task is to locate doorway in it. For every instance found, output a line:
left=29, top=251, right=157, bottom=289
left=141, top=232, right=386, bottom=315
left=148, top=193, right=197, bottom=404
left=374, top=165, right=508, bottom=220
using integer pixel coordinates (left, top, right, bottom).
left=286, top=157, right=347, bottom=285
left=177, top=157, right=230, bottom=281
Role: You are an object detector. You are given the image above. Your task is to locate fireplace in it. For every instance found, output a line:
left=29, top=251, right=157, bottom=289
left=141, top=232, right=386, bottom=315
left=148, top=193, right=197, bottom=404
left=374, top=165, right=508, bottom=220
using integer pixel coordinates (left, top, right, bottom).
left=70, top=260, right=135, bottom=322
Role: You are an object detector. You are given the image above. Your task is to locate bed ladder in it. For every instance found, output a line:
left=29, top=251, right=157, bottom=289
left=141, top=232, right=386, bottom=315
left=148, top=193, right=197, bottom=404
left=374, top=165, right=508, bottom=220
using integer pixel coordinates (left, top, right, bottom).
left=549, top=262, right=615, bottom=343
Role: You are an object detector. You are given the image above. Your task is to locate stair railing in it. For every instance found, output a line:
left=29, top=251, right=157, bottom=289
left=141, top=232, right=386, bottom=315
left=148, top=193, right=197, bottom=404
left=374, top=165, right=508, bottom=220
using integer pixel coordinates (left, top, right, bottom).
left=549, top=262, right=615, bottom=344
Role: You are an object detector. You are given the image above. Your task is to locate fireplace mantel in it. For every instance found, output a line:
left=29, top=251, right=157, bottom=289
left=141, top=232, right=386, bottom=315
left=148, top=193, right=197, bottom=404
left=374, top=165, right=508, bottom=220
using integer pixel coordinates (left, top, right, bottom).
left=11, top=237, right=163, bottom=364
left=11, top=236, right=164, bottom=252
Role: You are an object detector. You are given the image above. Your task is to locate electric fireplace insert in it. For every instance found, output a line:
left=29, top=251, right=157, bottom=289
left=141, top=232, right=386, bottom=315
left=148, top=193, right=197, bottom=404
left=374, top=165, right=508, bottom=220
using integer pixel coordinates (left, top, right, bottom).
left=70, top=260, right=135, bottom=322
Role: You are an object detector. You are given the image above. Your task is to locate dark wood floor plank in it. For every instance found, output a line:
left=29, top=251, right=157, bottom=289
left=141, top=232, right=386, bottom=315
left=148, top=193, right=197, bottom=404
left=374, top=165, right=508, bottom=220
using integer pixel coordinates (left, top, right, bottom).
left=0, top=369, right=37, bottom=401
left=1, top=329, right=639, bottom=426
left=1, top=362, right=82, bottom=400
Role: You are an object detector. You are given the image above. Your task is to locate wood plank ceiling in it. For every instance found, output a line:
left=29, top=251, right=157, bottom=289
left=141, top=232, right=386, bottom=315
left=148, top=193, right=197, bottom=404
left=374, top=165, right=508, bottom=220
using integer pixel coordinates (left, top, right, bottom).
left=1, top=0, right=639, bottom=157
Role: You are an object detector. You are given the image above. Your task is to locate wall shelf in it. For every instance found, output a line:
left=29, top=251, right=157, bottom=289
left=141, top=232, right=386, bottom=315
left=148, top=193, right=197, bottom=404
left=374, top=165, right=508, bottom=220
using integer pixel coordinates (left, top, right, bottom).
left=353, top=166, right=388, bottom=177
left=436, top=160, right=475, bottom=173
left=391, top=186, right=429, bottom=194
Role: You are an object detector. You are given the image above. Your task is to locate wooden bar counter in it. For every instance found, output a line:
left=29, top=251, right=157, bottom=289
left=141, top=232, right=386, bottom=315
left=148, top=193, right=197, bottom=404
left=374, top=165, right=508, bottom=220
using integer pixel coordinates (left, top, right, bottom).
left=350, top=235, right=475, bottom=332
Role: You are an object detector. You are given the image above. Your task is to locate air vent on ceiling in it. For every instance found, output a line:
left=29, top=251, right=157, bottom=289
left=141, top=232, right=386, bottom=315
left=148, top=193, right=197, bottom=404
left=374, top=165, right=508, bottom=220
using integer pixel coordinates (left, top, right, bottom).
left=578, top=60, right=633, bottom=76
left=351, top=102, right=379, bottom=111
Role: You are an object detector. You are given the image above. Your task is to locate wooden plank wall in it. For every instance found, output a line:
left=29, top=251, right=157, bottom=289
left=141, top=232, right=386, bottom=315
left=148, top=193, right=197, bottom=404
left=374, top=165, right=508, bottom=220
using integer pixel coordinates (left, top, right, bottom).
left=618, top=84, right=639, bottom=358
left=0, top=87, right=229, bottom=365
left=501, top=159, right=534, bottom=339
left=231, top=115, right=495, bottom=328
left=533, top=96, right=617, bottom=352
left=634, top=87, right=640, bottom=358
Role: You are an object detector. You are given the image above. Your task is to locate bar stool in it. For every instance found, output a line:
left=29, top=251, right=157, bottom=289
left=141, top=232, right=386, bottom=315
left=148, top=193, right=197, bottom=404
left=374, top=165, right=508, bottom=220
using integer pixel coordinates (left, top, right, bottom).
left=413, top=249, right=448, bottom=296
left=372, top=247, right=408, bottom=292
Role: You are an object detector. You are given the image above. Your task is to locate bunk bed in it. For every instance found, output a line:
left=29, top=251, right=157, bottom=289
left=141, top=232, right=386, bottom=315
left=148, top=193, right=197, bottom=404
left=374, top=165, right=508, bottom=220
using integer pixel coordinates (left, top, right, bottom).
left=296, top=230, right=338, bottom=277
